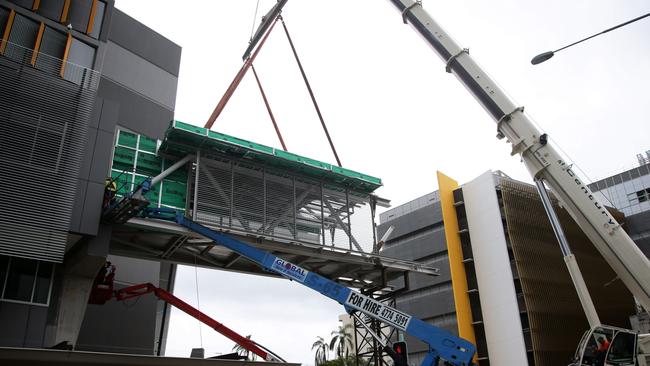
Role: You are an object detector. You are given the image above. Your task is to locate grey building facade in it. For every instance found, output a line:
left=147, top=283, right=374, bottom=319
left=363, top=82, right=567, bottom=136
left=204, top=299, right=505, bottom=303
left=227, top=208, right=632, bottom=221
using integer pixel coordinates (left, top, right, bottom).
left=589, top=161, right=650, bottom=257
left=0, top=0, right=181, bottom=355
left=378, top=192, right=457, bottom=366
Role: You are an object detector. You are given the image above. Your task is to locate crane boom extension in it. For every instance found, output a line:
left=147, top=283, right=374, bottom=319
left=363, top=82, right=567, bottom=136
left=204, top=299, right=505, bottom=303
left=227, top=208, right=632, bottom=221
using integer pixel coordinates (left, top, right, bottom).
left=143, top=208, right=475, bottom=366
left=389, top=0, right=650, bottom=311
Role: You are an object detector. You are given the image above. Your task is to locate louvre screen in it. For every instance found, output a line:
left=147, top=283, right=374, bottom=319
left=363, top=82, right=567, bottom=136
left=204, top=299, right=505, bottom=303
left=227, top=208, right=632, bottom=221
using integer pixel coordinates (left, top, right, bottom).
left=0, top=41, right=99, bottom=262
left=500, top=179, right=636, bottom=366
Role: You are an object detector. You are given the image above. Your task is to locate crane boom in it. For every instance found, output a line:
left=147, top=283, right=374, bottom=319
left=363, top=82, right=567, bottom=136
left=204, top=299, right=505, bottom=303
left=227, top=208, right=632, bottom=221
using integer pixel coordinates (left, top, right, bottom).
left=389, top=0, right=650, bottom=311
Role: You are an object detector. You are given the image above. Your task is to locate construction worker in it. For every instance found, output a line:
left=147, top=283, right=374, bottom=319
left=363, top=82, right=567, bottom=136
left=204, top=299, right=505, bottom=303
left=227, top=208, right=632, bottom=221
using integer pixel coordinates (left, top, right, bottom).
left=103, top=177, right=117, bottom=208
left=595, top=336, right=610, bottom=366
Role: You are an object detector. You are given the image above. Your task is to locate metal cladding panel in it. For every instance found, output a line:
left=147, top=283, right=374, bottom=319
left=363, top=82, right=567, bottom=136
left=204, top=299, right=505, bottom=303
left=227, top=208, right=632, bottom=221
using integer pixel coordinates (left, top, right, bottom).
left=0, top=43, right=99, bottom=262
left=462, top=171, right=529, bottom=366
left=437, top=171, right=477, bottom=357
left=500, top=178, right=636, bottom=366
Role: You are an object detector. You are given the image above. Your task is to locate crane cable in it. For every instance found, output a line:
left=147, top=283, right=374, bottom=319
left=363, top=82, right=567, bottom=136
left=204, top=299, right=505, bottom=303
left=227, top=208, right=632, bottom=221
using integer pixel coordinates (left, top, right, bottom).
left=251, top=63, right=288, bottom=151
left=280, top=16, right=343, bottom=167
left=194, top=255, right=203, bottom=349
left=249, top=0, right=261, bottom=42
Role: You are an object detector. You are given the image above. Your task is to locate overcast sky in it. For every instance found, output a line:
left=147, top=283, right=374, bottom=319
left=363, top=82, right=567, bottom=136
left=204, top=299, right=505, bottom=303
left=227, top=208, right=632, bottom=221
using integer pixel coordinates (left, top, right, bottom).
left=114, top=0, right=650, bottom=364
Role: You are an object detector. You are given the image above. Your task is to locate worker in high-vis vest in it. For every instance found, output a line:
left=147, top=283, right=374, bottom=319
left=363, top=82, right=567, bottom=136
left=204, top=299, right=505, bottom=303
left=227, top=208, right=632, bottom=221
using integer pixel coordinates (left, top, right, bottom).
left=103, top=177, right=117, bottom=208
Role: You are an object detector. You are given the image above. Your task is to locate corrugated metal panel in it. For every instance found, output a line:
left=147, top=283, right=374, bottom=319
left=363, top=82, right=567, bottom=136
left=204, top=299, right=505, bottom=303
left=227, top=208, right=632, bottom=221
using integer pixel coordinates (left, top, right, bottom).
left=500, top=178, right=636, bottom=366
left=0, top=41, right=99, bottom=262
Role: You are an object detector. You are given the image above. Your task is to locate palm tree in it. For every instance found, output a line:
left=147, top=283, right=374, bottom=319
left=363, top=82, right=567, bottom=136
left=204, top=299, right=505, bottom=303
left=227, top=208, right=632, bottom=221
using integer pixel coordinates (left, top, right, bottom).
left=312, top=336, right=329, bottom=365
left=329, top=323, right=354, bottom=360
left=232, top=335, right=257, bottom=361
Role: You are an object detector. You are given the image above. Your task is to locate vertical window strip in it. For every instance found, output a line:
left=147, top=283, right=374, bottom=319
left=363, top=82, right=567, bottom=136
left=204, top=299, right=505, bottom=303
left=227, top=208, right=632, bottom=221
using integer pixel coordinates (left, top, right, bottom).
left=59, top=32, right=71, bottom=77
left=0, top=9, right=16, bottom=54
left=32, top=0, right=40, bottom=11
left=0, top=257, right=10, bottom=299
left=30, top=22, right=44, bottom=66
left=86, top=0, right=98, bottom=35
left=60, top=0, right=71, bottom=23
left=29, top=261, right=40, bottom=302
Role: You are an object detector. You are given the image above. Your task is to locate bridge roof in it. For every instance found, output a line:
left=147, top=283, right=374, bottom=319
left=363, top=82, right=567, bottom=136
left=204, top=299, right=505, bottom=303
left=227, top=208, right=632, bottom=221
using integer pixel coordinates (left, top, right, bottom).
left=159, top=121, right=382, bottom=194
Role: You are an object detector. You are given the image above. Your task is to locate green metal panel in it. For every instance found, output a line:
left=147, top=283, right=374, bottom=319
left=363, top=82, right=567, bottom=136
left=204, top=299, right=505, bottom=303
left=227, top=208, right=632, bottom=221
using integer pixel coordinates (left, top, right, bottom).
left=110, top=128, right=188, bottom=210
left=207, top=130, right=275, bottom=154
left=160, top=120, right=382, bottom=193
left=112, top=146, right=136, bottom=172
left=174, top=120, right=207, bottom=136
left=117, top=130, right=137, bottom=148
left=162, top=158, right=188, bottom=182
left=111, top=170, right=133, bottom=196
left=139, top=135, right=158, bottom=153
left=160, top=180, right=186, bottom=208
left=135, top=151, right=162, bottom=177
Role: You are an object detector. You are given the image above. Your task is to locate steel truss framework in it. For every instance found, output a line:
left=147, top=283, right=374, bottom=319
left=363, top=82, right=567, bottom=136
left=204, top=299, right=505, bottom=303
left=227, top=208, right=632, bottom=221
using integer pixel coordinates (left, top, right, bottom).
left=193, top=153, right=374, bottom=253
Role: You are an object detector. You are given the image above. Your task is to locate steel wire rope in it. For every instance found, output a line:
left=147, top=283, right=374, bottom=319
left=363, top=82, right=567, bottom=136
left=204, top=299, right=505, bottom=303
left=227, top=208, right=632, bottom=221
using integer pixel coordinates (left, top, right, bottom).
left=249, top=0, right=262, bottom=42
left=279, top=16, right=343, bottom=167
left=193, top=255, right=204, bottom=349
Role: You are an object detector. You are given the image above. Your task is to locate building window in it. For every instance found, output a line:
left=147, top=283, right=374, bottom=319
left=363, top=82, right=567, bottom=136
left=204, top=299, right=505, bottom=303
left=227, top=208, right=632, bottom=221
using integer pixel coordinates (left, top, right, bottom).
left=62, top=37, right=95, bottom=84
left=36, top=0, right=66, bottom=23
left=67, top=0, right=93, bottom=32
left=629, top=188, right=650, bottom=204
left=8, top=0, right=34, bottom=10
left=0, top=255, right=54, bottom=305
left=88, top=1, right=105, bottom=39
left=35, top=26, right=66, bottom=75
left=0, top=7, right=9, bottom=34
left=5, top=13, right=38, bottom=63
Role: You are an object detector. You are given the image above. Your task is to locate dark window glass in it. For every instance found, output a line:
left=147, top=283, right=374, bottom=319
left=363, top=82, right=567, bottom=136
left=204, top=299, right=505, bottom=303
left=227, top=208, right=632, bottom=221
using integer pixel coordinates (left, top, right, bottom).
left=4, top=257, right=36, bottom=302
left=89, top=1, right=105, bottom=39
left=63, top=38, right=95, bottom=84
left=0, top=255, right=9, bottom=297
left=0, top=7, right=9, bottom=35
left=33, top=262, right=53, bottom=304
left=8, top=0, right=33, bottom=10
left=37, top=0, right=65, bottom=23
left=67, top=0, right=92, bottom=32
left=35, top=26, right=66, bottom=75
left=606, top=332, right=636, bottom=364
left=30, top=119, right=65, bottom=171
left=6, top=14, right=38, bottom=63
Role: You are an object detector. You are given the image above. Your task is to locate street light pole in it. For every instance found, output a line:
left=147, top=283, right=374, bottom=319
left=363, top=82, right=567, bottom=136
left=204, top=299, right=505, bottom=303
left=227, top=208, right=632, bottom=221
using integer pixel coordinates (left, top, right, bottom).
left=531, top=12, right=650, bottom=65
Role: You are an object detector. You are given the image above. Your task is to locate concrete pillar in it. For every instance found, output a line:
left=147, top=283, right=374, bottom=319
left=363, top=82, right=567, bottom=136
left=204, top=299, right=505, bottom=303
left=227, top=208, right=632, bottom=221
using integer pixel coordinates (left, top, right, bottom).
left=45, top=226, right=111, bottom=348
left=53, top=273, right=100, bottom=347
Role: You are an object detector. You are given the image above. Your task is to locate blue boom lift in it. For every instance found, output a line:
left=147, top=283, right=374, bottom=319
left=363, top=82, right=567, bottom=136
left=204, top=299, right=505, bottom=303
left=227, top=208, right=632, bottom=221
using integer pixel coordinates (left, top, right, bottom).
left=103, top=174, right=476, bottom=366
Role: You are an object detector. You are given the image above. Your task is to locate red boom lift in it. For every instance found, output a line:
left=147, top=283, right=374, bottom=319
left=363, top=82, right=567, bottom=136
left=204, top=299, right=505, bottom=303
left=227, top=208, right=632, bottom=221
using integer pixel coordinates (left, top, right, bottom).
left=88, top=264, right=284, bottom=362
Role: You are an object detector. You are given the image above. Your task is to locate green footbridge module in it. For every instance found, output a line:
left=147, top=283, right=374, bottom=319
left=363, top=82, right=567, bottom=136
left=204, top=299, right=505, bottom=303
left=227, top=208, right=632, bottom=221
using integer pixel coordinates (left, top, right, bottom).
left=159, top=120, right=382, bottom=194
left=106, top=121, right=438, bottom=289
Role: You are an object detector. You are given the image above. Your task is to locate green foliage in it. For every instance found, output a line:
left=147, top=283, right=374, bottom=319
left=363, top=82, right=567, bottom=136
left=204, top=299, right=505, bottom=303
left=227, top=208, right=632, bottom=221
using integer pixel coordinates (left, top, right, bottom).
left=312, top=336, right=329, bottom=366
left=320, top=356, right=368, bottom=366
left=330, top=323, right=354, bottom=359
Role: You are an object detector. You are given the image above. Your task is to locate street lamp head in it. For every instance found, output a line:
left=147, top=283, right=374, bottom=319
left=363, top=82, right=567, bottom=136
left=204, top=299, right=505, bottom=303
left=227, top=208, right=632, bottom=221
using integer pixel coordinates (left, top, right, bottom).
left=531, top=51, right=555, bottom=65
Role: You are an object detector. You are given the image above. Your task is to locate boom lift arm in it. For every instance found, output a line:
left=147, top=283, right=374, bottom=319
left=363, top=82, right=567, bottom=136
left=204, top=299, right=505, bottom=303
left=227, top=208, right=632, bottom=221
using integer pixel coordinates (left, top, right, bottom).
left=388, top=0, right=650, bottom=312
left=142, top=207, right=476, bottom=366
left=93, top=280, right=284, bottom=362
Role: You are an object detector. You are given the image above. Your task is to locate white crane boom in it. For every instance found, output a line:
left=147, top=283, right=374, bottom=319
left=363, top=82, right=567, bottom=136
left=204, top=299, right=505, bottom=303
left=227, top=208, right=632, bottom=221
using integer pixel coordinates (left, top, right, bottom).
left=388, top=0, right=650, bottom=311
